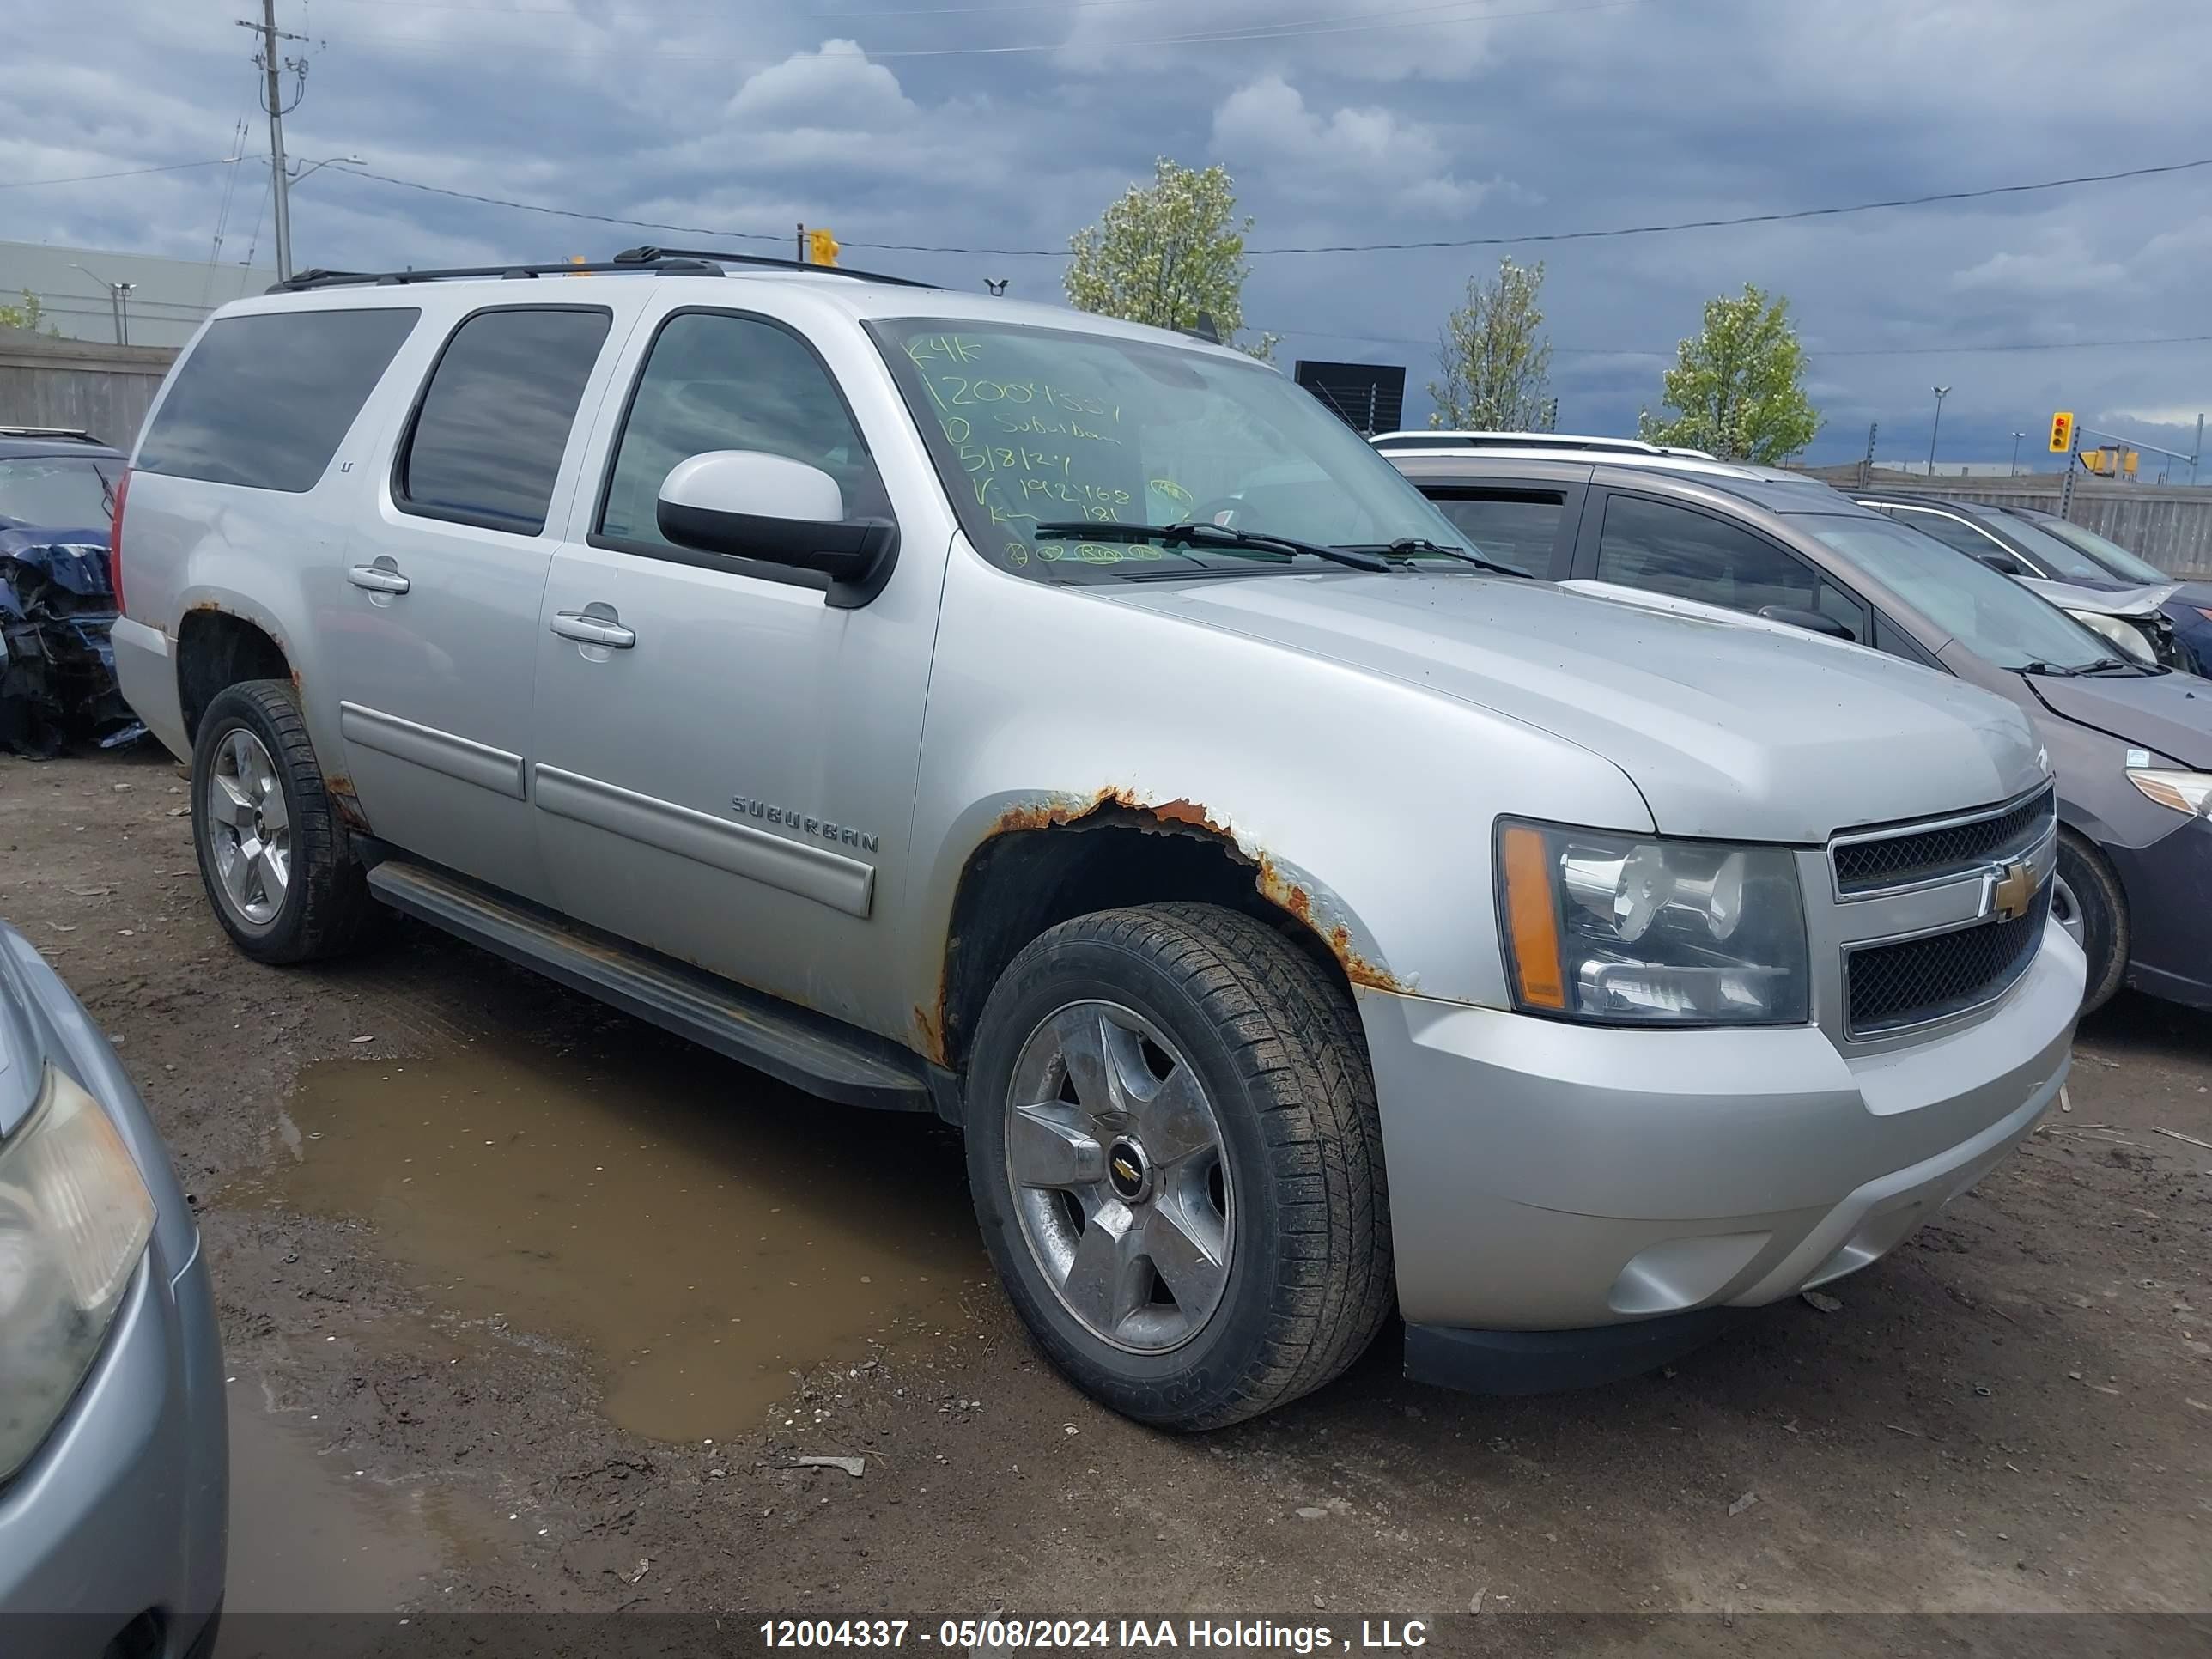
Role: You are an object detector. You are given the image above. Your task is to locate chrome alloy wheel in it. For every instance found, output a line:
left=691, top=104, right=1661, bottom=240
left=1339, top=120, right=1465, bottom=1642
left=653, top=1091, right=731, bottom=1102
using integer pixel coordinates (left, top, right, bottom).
left=205, top=728, right=290, bottom=927
left=1003, top=1000, right=1234, bottom=1353
left=2051, top=872, right=2086, bottom=951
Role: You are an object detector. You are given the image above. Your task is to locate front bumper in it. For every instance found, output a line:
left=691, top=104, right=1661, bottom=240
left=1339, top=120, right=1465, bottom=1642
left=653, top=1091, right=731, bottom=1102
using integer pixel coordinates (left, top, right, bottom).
left=1363, top=919, right=2081, bottom=1355
left=0, top=1233, right=228, bottom=1656
left=2107, top=811, right=2212, bottom=1010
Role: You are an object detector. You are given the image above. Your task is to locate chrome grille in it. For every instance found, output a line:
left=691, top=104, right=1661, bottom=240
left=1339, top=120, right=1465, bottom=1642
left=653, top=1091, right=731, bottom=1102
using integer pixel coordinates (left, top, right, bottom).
left=1832, top=786, right=2055, bottom=896
left=1845, top=883, right=2050, bottom=1036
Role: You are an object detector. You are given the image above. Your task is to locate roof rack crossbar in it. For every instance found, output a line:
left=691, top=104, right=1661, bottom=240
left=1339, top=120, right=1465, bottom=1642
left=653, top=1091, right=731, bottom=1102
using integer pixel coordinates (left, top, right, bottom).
left=611, top=246, right=938, bottom=289
left=270, top=257, right=726, bottom=294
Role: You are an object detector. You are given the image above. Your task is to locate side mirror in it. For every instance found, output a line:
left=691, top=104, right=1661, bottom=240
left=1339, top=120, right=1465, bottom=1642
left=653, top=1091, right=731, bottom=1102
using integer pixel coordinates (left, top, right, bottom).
left=1755, top=604, right=1856, bottom=641
left=656, top=450, right=897, bottom=609
left=1973, top=550, right=2024, bottom=575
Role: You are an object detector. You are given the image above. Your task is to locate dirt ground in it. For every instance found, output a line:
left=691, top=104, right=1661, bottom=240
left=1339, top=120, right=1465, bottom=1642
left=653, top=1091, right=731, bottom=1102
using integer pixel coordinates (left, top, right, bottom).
left=3, top=747, right=2208, bottom=1629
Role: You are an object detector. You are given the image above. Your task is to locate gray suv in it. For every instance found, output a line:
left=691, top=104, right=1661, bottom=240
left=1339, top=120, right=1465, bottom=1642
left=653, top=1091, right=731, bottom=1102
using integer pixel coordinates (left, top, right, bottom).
left=110, top=252, right=2080, bottom=1426
left=1389, top=444, right=2212, bottom=1016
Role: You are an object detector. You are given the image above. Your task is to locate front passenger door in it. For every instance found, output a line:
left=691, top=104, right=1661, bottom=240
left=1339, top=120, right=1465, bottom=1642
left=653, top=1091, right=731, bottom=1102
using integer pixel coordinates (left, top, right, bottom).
left=1578, top=492, right=1873, bottom=641
left=529, top=306, right=939, bottom=1037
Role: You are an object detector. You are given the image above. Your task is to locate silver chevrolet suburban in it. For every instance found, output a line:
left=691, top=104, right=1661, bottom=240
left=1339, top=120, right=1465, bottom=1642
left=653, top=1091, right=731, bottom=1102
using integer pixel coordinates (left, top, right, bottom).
left=109, top=250, right=2083, bottom=1428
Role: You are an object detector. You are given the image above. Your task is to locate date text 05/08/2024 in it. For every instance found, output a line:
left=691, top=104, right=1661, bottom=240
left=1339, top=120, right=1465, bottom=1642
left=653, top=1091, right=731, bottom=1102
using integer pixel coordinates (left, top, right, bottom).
left=757, top=1620, right=1432, bottom=1651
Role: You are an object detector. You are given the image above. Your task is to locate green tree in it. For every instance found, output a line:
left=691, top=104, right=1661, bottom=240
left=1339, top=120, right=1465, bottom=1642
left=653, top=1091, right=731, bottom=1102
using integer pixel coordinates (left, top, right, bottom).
left=1066, top=159, right=1277, bottom=359
left=1427, top=258, right=1553, bottom=430
left=0, top=290, right=57, bottom=334
left=1638, top=283, right=1821, bottom=462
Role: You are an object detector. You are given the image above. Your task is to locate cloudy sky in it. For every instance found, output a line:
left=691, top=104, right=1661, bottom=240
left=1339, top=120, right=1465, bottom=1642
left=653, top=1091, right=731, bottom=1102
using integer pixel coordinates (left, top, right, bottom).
left=9, top=0, right=2210, bottom=468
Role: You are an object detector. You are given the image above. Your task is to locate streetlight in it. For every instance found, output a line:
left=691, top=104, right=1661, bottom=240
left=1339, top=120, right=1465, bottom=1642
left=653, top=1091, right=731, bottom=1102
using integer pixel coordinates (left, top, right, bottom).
left=2009, top=430, right=2028, bottom=476
left=275, top=156, right=364, bottom=279
left=69, top=262, right=135, bottom=346
left=1928, top=386, right=1951, bottom=475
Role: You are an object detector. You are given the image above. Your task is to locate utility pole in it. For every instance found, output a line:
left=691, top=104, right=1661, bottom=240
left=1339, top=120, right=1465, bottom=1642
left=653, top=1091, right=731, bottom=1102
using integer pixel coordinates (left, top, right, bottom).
left=2009, top=430, right=2027, bottom=476
left=1927, top=386, right=1950, bottom=476
left=1859, top=421, right=1878, bottom=487
left=2194, top=414, right=2203, bottom=486
left=240, top=0, right=311, bottom=283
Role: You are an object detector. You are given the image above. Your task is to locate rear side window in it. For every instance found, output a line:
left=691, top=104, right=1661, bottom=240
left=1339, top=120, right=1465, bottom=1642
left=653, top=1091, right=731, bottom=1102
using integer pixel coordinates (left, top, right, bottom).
left=396, top=307, right=611, bottom=535
left=1423, top=489, right=1565, bottom=577
left=137, top=307, right=419, bottom=492
left=1596, top=495, right=1868, bottom=637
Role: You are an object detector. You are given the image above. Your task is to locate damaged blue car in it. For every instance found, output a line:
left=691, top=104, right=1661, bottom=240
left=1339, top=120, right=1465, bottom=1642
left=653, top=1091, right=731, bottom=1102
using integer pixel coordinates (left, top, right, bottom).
left=0, top=430, right=144, bottom=757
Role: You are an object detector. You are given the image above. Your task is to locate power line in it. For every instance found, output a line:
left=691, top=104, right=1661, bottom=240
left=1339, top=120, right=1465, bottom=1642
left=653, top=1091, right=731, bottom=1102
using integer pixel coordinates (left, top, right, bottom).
left=1273, top=325, right=2212, bottom=358
left=331, top=152, right=2212, bottom=262
left=1253, top=155, right=2212, bottom=253
left=0, top=157, right=240, bottom=191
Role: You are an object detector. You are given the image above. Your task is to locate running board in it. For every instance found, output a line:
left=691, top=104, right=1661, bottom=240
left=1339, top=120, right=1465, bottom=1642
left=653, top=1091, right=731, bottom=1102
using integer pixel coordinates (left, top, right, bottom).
left=365, top=860, right=933, bottom=1113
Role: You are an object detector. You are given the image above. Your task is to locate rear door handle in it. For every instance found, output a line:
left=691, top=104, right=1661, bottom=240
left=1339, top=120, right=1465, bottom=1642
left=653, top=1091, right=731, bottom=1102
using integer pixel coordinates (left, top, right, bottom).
left=345, top=562, right=411, bottom=595
left=550, top=611, right=636, bottom=649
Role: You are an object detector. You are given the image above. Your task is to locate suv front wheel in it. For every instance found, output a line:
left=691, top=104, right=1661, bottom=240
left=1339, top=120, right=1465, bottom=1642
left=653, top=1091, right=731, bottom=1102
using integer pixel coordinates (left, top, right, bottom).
left=965, top=902, right=1393, bottom=1429
left=191, top=680, right=377, bottom=964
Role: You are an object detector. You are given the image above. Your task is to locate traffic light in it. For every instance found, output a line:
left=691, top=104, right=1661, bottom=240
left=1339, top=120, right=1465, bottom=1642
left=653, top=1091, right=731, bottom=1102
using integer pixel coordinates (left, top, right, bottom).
left=806, top=228, right=840, bottom=267
left=2048, top=410, right=2075, bottom=453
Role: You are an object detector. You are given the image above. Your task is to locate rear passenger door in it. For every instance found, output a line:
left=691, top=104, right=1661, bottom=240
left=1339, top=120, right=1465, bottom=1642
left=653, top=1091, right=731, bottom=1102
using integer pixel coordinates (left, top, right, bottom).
left=1575, top=490, right=1875, bottom=643
left=1414, top=479, right=1585, bottom=579
left=329, top=302, right=635, bottom=901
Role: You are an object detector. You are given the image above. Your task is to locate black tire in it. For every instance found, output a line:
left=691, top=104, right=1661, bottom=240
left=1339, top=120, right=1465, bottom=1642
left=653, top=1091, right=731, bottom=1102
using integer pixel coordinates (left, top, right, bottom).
left=2056, top=830, right=2128, bottom=1015
left=965, top=902, right=1393, bottom=1430
left=191, top=679, right=377, bottom=964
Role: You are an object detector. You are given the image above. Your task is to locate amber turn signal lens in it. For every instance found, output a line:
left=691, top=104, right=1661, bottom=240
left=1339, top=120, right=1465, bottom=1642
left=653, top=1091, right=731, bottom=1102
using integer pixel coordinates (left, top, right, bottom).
left=1499, top=823, right=1567, bottom=1010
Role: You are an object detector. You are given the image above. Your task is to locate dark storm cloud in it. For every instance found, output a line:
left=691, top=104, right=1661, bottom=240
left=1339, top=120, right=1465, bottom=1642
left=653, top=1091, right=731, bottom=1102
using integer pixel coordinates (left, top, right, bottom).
left=5, top=0, right=2206, bottom=463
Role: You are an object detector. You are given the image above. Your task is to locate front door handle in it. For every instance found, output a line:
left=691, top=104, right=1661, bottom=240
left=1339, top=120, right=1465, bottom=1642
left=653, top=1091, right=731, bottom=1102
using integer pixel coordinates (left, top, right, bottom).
left=346, top=561, right=410, bottom=595
left=550, top=610, right=636, bottom=649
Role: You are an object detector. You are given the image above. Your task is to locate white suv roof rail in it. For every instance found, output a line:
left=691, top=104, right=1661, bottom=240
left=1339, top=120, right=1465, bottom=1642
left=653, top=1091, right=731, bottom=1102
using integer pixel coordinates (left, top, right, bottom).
left=1370, top=429, right=1717, bottom=460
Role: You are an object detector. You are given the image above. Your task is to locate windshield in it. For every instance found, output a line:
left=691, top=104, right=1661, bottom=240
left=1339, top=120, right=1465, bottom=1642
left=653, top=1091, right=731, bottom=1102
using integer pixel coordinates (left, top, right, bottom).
left=1798, top=514, right=2120, bottom=672
left=2024, top=514, right=2171, bottom=584
left=0, top=455, right=119, bottom=531
left=1975, top=510, right=2129, bottom=584
left=872, top=319, right=1475, bottom=580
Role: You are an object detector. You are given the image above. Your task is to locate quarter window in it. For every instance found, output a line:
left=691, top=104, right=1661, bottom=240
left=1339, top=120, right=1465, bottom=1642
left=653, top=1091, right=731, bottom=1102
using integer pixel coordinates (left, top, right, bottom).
left=137, top=307, right=419, bottom=493
left=599, top=312, right=890, bottom=554
left=1595, top=495, right=1866, bottom=637
left=397, top=307, right=611, bottom=535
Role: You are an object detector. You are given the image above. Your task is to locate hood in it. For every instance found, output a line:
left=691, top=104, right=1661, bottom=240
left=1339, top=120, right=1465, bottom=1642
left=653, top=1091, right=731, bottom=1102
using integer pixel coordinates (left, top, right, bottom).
left=0, top=525, right=114, bottom=605
left=2022, top=669, right=2212, bottom=769
left=1093, top=573, right=2045, bottom=842
left=2016, top=574, right=2179, bottom=617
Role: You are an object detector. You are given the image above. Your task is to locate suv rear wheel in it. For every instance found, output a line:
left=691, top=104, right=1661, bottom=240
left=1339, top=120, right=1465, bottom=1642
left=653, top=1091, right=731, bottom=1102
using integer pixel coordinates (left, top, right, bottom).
left=965, top=902, right=1392, bottom=1429
left=191, top=680, right=377, bottom=963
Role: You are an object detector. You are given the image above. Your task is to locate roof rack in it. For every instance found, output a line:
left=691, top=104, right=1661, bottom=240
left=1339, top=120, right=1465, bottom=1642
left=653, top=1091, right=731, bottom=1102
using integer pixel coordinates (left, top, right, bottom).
left=270, top=247, right=939, bottom=295
left=0, top=425, right=108, bottom=445
left=611, top=246, right=937, bottom=289
left=272, top=255, right=726, bottom=293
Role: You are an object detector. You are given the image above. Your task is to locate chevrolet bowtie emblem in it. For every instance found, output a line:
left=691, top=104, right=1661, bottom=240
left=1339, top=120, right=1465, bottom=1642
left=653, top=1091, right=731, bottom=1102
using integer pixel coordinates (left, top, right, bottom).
left=1990, top=860, right=2037, bottom=922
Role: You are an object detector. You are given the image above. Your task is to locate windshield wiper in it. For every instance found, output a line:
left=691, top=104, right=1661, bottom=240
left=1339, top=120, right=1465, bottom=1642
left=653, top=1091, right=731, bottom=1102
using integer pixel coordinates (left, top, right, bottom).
left=2023, top=656, right=2151, bottom=678
left=1033, top=520, right=1391, bottom=573
left=1354, top=538, right=1529, bottom=577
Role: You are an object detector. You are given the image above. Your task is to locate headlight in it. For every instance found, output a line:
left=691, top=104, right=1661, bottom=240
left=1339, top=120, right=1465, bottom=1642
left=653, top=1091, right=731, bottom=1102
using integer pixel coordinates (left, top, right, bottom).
left=2069, top=609, right=2156, bottom=664
left=1497, top=820, right=1809, bottom=1025
left=0, top=1066, right=155, bottom=1480
left=2127, top=767, right=2212, bottom=817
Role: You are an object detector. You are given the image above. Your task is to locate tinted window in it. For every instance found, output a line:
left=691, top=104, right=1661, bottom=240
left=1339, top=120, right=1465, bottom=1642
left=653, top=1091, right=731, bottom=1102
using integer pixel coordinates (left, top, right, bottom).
left=600, top=312, right=889, bottom=550
left=1595, top=495, right=1865, bottom=635
left=137, top=308, right=418, bottom=493
left=398, top=307, right=611, bottom=534
left=1424, top=490, right=1565, bottom=577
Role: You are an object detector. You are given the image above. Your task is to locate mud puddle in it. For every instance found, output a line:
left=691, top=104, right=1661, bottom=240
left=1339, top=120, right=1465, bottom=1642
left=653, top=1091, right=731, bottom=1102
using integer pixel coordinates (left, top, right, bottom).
left=249, top=1042, right=984, bottom=1441
left=226, top=1395, right=447, bottom=1612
